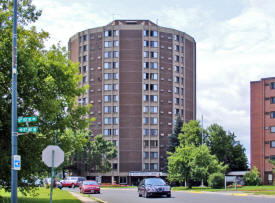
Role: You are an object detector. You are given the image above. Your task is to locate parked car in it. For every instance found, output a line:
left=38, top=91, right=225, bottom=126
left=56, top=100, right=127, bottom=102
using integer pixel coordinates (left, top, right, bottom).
left=60, top=176, right=86, bottom=188
left=79, top=180, right=100, bottom=194
left=138, top=178, right=171, bottom=198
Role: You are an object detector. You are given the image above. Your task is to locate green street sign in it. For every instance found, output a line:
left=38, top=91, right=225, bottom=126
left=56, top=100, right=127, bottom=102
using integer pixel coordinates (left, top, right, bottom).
left=18, top=126, right=38, bottom=133
left=18, top=116, right=37, bottom=123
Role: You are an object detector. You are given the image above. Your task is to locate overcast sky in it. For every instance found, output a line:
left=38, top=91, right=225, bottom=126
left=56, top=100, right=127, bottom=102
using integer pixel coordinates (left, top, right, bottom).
left=31, top=0, right=275, bottom=163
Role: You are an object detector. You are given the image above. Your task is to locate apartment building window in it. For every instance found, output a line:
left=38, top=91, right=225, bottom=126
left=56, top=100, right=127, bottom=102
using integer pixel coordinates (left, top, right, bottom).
left=83, top=66, right=87, bottom=72
left=104, top=73, right=112, bottom=80
left=174, top=87, right=180, bottom=94
left=82, top=76, right=87, bottom=83
left=83, top=45, right=87, bottom=51
left=113, top=106, right=118, bottom=113
left=113, top=163, right=118, bottom=170
left=113, top=73, right=118, bottom=79
left=181, top=99, right=184, bottom=105
left=144, top=40, right=149, bottom=47
left=113, top=129, right=118, bottom=135
left=104, top=106, right=112, bottom=113
left=104, top=84, right=112, bottom=91
left=174, top=76, right=180, bottom=83
left=174, top=55, right=179, bottom=62
left=143, top=117, right=158, bottom=124
left=271, top=126, right=275, bottom=133
left=113, top=84, right=118, bottom=90
left=181, top=46, right=184, bottom=53
left=150, top=41, right=158, bottom=47
left=113, top=95, right=118, bottom=102
left=174, top=45, right=180, bottom=52
left=181, top=57, right=184, bottom=63
left=144, top=30, right=149, bottom=36
left=144, top=163, right=149, bottom=170
left=144, top=62, right=149, bottom=68
left=113, top=51, right=119, bottom=58
left=143, top=106, right=158, bottom=113
left=144, top=51, right=149, bottom=58
left=181, top=36, right=184, bottom=42
left=150, top=62, right=158, bottom=69
left=150, top=52, right=158, bottom=58
left=174, top=108, right=180, bottom=115
left=181, top=78, right=184, bottom=85
left=143, top=129, right=149, bottom=136
left=181, top=67, right=184, bottom=74
left=113, top=30, right=119, bottom=36
left=104, top=117, right=112, bottom=124
left=104, top=41, right=112, bottom=47
left=150, top=152, right=158, bottom=159
left=144, top=140, right=149, bottom=147
left=113, top=117, right=119, bottom=124
left=104, top=30, right=112, bottom=37
left=104, top=95, right=112, bottom=102
left=83, top=55, right=87, bottom=62
left=270, top=82, right=275, bottom=89
left=79, top=36, right=82, bottom=42
left=113, top=40, right=119, bottom=47
left=150, top=73, right=158, bottom=80
left=82, top=98, right=87, bottom=105
left=175, top=98, right=180, bottom=105
left=150, top=140, right=158, bottom=147
left=270, top=141, right=275, bottom=148
left=143, top=95, right=158, bottom=102
left=150, top=129, right=158, bottom=136
left=150, top=163, right=158, bottom=170
left=83, top=35, right=87, bottom=41
left=104, top=51, right=112, bottom=58
left=270, top=112, right=275, bottom=119
left=270, top=155, right=275, bottom=161
left=271, top=97, right=275, bottom=104
left=103, top=129, right=112, bottom=136
left=113, top=62, right=119, bottom=69
left=181, top=88, right=184, bottom=95
left=174, top=34, right=179, bottom=41
left=144, top=152, right=149, bottom=159
left=174, top=66, right=180, bottom=72
left=104, top=62, right=112, bottom=69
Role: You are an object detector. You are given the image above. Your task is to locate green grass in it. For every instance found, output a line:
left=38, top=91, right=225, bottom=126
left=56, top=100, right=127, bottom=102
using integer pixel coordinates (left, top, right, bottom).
left=0, top=187, right=81, bottom=203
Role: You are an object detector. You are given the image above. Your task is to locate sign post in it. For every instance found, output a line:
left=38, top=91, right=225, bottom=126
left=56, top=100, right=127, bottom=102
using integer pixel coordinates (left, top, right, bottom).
left=42, top=145, right=64, bottom=203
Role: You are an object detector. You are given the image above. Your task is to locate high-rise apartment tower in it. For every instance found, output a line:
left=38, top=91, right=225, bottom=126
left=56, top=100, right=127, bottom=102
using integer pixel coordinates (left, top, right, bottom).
left=251, top=77, right=275, bottom=184
left=68, top=20, right=196, bottom=184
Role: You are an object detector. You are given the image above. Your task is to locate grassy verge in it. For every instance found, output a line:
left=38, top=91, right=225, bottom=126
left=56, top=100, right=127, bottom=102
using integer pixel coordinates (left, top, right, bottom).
left=0, top=187, right=81, bottom=203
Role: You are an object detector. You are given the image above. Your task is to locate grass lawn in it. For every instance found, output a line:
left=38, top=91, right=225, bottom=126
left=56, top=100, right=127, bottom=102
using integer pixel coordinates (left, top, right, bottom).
left=0, top=187, right=81, bottom=203
left=171, top=185, right=275, bottom=195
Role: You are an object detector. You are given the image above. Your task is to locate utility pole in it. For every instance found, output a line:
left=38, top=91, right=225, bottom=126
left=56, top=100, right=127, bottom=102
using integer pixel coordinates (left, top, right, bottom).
left=200, top=115, right=205, bottom=187
left=11, top=0, right=18, bottom=202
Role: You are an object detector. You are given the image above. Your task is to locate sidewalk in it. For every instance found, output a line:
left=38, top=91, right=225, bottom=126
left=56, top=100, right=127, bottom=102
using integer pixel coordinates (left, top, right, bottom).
left=70, top=192, right=100, bottom=203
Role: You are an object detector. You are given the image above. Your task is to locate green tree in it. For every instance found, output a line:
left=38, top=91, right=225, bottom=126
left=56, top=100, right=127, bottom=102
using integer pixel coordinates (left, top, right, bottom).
left=167, top=116, right=183, bottom=153
left=243, top=166, right=261, bottom=186
left=0, top=0, right=91, bottom=191
left=178, top=120, right=203, bottom=147
left=168, top=144, right=226, bottom=188
left=206, top=124, right=248, bottom=171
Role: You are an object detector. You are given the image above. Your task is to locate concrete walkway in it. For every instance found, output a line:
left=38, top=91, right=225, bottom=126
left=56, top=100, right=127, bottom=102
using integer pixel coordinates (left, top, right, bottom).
left=70, top=192, right=99, bottom=203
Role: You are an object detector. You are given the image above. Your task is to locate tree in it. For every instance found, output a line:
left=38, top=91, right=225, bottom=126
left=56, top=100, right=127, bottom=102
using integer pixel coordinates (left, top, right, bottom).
left=178, top=120, right=203, bottom=147
left=0, top=0, right=92, bottom=191
left=167, top=116, right=183, bottom=153
left=168, top=144, right=227, bottom=188
left=205, top=124, right=248, bottom=172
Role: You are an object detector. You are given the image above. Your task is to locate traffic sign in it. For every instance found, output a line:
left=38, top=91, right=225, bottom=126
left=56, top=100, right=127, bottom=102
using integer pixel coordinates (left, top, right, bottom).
left=42, top=145, right=64, bottom=168
left=18, top=116, right=37, bottom=123
left=13, top=155, right=21, bottom=170
left=18, top=126, right=38, bottom=133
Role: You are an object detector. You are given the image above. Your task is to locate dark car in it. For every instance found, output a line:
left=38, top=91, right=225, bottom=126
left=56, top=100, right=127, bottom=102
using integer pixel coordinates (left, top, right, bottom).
left=138, top=178, right=171, bottom=198
left=79, top=180, right=100, bottom=194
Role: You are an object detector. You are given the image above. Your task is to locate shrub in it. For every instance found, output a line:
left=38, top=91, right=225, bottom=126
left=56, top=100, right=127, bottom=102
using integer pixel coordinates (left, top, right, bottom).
left=208, top=172, right=224, bottom=189
left=243, top=166, right=261, bottom=186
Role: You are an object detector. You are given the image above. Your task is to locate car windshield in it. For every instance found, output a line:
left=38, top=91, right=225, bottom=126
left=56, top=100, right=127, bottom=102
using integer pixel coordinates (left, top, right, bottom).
left=68, top=177, right=78, bottom=180
left=84, top=181, right=98, bottom=185
left=145, top=178, right=166, bottom=186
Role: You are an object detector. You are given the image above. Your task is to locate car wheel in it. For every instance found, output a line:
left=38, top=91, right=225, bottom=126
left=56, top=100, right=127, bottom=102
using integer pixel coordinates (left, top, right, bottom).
left=145, top=191, right=149, bottom=198
left=167, top=193, right=171, bottom=198
left=138, top=192, right=142, bottom=197
left=71, top=184, right=75, bottom=188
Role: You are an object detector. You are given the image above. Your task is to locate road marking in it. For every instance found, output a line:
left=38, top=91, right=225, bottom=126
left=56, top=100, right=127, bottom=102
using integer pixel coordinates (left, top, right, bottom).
left=231, top=193, right=248, bottom=196
left=188, top=191, right=202, bottom=194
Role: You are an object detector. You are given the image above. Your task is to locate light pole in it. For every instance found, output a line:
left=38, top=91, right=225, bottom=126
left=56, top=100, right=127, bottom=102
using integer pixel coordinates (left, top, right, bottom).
left=200, top=115, right=205, bottom=187
left=11, top=0, right=18, bottom=202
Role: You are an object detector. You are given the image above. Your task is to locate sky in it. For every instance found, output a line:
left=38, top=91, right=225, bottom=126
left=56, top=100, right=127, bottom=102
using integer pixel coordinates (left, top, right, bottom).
left=31, top=0, right=275, bottom=164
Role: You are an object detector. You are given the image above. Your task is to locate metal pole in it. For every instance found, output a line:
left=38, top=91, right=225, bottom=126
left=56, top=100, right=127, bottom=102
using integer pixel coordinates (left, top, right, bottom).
left=50, top=150, right=55, bottom=203
left=200, top=115, right=204, bottom=187
left=11, top=0, right=18, bottom=202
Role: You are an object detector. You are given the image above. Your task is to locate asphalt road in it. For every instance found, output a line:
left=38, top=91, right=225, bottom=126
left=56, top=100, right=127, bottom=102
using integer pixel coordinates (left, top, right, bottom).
left=64, top=188, right=275, bottom=203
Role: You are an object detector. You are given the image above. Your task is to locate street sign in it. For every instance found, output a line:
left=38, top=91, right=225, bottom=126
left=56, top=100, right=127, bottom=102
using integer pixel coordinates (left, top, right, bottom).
left=13, top=155, right=21, bottom=170
left=42, top=145, right=64, bottom=168
left=18, top=126, right=38, bottom=133
left=18, top=116, right=37, bottom=123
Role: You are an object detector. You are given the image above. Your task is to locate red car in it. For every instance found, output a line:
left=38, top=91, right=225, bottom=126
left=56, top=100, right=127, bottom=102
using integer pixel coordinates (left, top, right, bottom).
left=79, top=180, right=100, bottom=194
left=60, top=176, right=86, bottom=188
